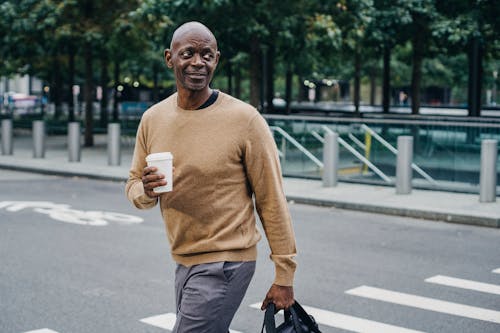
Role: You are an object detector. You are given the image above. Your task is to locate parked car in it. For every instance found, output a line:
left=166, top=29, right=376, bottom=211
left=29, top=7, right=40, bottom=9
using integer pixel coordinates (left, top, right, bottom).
left=4, top=92, right=40, bottom=115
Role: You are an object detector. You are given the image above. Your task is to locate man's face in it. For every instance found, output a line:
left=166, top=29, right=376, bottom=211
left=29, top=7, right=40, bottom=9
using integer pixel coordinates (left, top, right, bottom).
left=165, top=27, right=220, bottom=92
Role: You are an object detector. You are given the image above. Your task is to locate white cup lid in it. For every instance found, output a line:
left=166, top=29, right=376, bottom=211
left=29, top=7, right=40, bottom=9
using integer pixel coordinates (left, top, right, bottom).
left=146, top=152, right=173, bottom=162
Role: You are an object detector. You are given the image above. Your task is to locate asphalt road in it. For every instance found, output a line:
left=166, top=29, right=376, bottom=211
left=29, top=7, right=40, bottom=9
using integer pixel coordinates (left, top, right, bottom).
left=0, top=170, right=499, bottom=333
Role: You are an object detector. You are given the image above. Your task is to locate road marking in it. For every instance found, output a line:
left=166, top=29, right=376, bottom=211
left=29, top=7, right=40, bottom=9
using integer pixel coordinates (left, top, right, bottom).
left=249, top=303, right=427, bottom=333
left=425, top=275, right=500, bottom=295
left=140, top=313, right=177, bottom=330
left=23, top=330, right=60, bottom=333
left=0, top=201, right=143, bottom=226
left=493, top=268, right=500, bottom=274
left=346, top=285, right=500, bottom=324
left=139, top=313, right=243, bottom=333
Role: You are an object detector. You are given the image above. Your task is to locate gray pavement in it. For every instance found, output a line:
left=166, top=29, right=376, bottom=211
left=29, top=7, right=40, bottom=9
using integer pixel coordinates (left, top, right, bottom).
left=0, top=132, right=499, bottom=228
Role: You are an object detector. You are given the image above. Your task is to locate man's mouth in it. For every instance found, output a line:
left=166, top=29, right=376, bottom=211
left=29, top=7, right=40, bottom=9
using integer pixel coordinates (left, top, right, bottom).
left=185, top=72, right=207, bottom=79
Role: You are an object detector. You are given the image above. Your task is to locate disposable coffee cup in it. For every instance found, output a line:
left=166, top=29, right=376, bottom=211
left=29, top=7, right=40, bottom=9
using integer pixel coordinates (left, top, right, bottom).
left=146, top=152, right=173, bottom=193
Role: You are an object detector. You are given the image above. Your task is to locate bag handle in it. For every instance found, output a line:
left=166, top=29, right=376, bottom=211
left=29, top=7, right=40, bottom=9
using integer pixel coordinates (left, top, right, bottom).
left=289, top=306, right=305, bottom=333
left=261, top=301, right=320, bottom=333
left=261, top=303, right=278, bottom=333
left=290, top=301, right=321, bottom=333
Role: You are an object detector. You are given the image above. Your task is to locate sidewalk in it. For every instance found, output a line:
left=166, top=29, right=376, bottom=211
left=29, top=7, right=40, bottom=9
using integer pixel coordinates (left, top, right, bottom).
left=1, top=134, right=499, bottom=228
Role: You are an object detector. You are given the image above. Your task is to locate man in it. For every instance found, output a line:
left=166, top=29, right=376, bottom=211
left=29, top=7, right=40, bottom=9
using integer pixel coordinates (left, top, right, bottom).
left=125, top=21, right=296, bottom=332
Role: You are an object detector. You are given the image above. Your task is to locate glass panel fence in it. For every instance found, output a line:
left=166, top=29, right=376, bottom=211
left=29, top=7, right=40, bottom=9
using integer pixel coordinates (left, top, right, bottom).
left=265, top=115, right=500, bottom=193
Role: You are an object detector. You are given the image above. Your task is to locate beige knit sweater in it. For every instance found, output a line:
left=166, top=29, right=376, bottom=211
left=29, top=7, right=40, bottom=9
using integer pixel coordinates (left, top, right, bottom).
left=125, top=92, right=297, bottom=286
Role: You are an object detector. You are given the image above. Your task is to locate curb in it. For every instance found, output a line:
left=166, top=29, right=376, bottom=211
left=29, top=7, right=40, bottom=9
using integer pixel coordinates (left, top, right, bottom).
left=0, top=164, right=127, bottom=183
left=286, top=195, right=500, bottom=229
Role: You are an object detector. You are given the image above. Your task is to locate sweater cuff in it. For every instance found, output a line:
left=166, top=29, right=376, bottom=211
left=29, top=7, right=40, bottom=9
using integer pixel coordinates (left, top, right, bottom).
left=130, top=182, right=158, bottom=209
left=270, top=254, right=297, bottom=287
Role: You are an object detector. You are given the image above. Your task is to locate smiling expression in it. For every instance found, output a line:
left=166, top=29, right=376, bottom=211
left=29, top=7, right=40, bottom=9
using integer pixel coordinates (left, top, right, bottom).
left=165, top=24, right=220, bottom=93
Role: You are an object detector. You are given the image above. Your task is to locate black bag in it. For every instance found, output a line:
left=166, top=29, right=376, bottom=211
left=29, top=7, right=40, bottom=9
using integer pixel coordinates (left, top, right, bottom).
left=261, top=301, right=322, bottom=333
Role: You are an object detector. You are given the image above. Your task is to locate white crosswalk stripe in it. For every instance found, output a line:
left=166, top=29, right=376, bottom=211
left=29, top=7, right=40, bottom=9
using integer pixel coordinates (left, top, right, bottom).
left=140, top=313, right=176, bottom=330
left=346, top=285, right=500, bottom=324
left=425, top=275, right=500, bottom=295
left=23, top=330, right=60, bottom=333
left=249, top=303, right=427, bottom=332
left=493, top=268, right=500, bottom=274
left=139, top=313, right=243, bottom=333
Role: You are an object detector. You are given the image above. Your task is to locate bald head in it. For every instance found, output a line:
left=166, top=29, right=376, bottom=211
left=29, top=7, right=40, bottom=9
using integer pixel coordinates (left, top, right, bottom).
left=164, top=21, right=220, bottom=100
left=170, top=21, right=217, bottom=50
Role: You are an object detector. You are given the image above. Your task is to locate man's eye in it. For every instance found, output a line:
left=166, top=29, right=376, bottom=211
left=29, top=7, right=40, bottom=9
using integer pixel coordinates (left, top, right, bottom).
left=181, top=51, right=192, bottom=58
left=203, top=53, right=214, bottom=60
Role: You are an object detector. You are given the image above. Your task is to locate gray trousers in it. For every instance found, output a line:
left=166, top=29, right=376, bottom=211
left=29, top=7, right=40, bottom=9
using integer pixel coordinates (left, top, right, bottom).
left=173, top=261, right=256, bottom=333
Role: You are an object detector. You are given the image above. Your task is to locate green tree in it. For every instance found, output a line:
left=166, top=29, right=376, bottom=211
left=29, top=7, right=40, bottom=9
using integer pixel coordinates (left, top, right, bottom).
left=78, top=0, right=142, bottom=146
left=126, top=0, right=173, bottom=103
left=0, top=0, right=68, bottom=116
left=404, top=0, right=437, bottom=114
left=368, top=0, right=412, bottom=112
left=331, top=0, right=374, bottom=114
left=434, top=0, right=500, bottom=116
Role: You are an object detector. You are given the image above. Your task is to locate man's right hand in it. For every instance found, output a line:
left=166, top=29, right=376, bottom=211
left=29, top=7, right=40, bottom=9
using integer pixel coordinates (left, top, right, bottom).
left=142, top=166, right=166, bottom=198
left=261, top=284, right=294, bottom=311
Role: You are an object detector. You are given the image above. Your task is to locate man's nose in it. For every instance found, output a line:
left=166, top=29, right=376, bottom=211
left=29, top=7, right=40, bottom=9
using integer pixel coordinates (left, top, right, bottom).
left=190, top=53, right=203, bottom=66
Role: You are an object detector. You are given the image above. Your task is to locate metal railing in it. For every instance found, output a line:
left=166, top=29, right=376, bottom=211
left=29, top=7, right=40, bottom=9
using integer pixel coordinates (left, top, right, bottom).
left=270, top=126, right=323, bottom=168
left=264, top=114, right=500, bottom=194
left=315, top=126, right=392, bottom=184
left=360, top=124, right=437, bottom=185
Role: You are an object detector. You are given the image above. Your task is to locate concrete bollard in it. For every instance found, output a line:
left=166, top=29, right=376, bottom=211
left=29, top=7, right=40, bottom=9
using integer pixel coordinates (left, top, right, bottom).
left=68, top=122, right=81, bottom=162
left=479, top=139, right=498, bottom=203
left=323, top=132, right=339, bottom=187
left=1, top=118, right=13, bottom=155
left=396, top=136, right=413, bottom=194
left=32, top=120, right=45, bottom=158
left=107, top=123, right=121, bottom=166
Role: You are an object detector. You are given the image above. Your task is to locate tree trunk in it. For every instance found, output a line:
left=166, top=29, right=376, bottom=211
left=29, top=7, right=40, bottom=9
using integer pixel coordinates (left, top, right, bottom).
left=100, top=53, right=109, bottom=127
left=84, top=42, right=94, bottom=147
left=297, top=76, right=304, bottom=102
left=382, top=44, right=391, bottom=113
left=410, top=57, right=422, bottom=115
left=51, top=54, right=63, bottom=119
left=467, top=36, right=482, bottom=117
left=113, top=60, right=120, bottom=122
left=265, top=44, right=275, bottom=113
left=68, top=47, right=76, bottom=122
left=226, top=60, right=233, bottom=95
left=249, top=36, right=261, bottom=109
left=83, top=0, right=94, bottom=146
left=354, top=48, right=361, bottom=115
left=260, top=46, right=267, bottom=112
left=54, top=60, right=63, bottom=118
left=152, top=62, right=159, bottom=103
left=285, top=66, right=292, bottom=114
left=234, top=67, right=241, bottom=99
left=410, top=18, right=425, bottom=115
left=369, top=72, right=376, bottom=106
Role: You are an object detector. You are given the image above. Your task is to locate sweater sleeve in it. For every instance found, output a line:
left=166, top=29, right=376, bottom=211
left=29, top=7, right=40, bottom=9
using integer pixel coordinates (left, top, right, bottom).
left=244, top=114, right=297, bottom=286
left=125, top=117, right=158, bottom=209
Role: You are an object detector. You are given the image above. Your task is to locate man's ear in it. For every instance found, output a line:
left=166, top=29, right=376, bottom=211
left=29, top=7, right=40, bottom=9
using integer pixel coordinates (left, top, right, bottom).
left=215, top=50, right=221, bottom=66
left=164, top=49, right=173, bottom=68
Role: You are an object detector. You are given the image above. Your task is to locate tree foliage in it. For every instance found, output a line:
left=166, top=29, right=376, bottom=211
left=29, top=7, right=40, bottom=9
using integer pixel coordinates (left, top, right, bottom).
left=1, top=0, right=498, bottom=124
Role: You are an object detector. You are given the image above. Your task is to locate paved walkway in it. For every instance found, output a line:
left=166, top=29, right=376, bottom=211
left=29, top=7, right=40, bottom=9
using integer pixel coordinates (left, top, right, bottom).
left=0, top=133, right=498, bottom=228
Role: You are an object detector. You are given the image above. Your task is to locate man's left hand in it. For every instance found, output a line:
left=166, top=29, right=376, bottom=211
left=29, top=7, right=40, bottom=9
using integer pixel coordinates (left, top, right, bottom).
left=261, top=284, right=294, bottom=311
